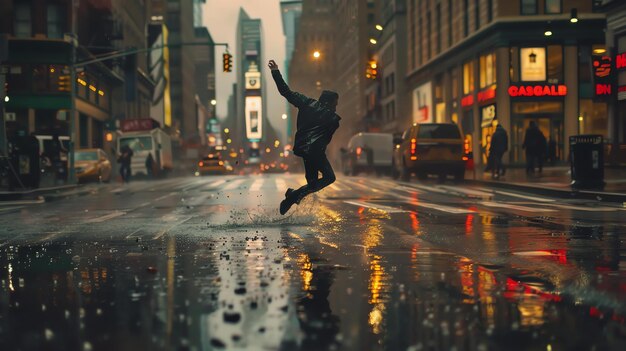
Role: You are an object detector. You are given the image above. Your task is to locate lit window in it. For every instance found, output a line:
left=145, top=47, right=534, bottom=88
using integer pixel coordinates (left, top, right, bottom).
left=545, top=0, right=562, bottom=14
left=463, top=61, right=475, bottom=95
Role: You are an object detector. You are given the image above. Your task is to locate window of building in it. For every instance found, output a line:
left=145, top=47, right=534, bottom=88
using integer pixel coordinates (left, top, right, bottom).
left=427, top=11, right=431, bottom=59
left=436, top=4, right=441, bottom=54
left=14, top=4, right=32, bottom=38
left=579, top=100, right=608, bottom=137
left=463, top=0, right=469, bottom=37
left=474, top=0, right=480, bottom=30
left=480, top=52, right=496, bottom=88
left=47, top=5, right=64, bottom=39
left=487, top=0, right=493, bottom=22
left=521, top=0, right=538, bottom=15
left=547, top=45, right=563, bottom=83
left=448, top=0, right=453, bottom=47
left=463, top=61, right=475, bottom=95
left=418, top=11, right=423, bottom=65
left=545, top=0, right=562, bottom=14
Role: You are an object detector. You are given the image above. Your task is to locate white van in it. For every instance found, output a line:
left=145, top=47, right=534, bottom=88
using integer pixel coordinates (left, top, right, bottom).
left=341, top=132, right=394, bottom=176
left=117, top=128, right=173, bottom=176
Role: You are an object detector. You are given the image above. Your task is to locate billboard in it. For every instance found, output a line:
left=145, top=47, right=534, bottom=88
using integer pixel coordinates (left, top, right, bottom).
left=413, top=82, right=432, bottom=123
left=245, top=96, right=263, bottom=140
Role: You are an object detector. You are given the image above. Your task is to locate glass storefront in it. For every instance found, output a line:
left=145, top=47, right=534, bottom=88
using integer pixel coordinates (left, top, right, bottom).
left=511, top=101, right=563, bottom=164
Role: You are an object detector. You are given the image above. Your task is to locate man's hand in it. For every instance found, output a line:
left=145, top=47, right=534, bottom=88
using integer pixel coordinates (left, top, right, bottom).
left=268, top=60, right=279, bottom=71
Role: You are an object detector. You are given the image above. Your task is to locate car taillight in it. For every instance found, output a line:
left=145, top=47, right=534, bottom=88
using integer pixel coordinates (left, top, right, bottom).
left=410, top=138, right=417, bottom=154
left=356, top=147, right=362, bottom=156
left=198, top=161, right=204, bottom=167
left=219, top=161, right=224, bottom=166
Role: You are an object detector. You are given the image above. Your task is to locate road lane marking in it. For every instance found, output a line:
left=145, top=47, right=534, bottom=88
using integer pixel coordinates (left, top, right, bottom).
left=0, top=206, right=25, bottom=213
left=532, top=202, right=619, bottom=212
left=250, top=179, right=264, bottom=191
left=344, top=200, right=410, bottom=213
left=224, top=179, right=245, bottom=190
left=85, top=210, right=127, bottom=223
left=343, top=179, right=380, bottom=192
left=480, top=201, right=556, bottom=212
left=392, top=194, right=475, bottom=214
left=205, top=179, right=227, bottom=189
left=404, top=183, right=450, bottom=194
left=275, top=178, right=287, bottom=191
left=491, top=190, right=555, bottom=202
left=125, top=228, right=142, bottom=239
left=437, top=185, right=493, bottom=198
left=153, top=216, right=193, bottom=239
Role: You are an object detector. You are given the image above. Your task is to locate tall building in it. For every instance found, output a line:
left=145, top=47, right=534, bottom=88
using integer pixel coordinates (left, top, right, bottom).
left=235, top=8, right=267, bottom=157
left=330, top=0, right=381, bottom=161
left=192, top=0, right=216, bottom=148
left=166, top=0, right=196, bottom=142
left=406, top=0, right=606, bottom=167
left=280, top=0, right=302, bottom=139
left=366, top=0, right=409, bottom=134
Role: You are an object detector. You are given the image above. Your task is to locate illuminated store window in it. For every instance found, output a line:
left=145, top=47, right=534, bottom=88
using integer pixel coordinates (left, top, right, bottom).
left=463, top=61, right=475, bottom=95
left=479, top=52, right=496, bottom=88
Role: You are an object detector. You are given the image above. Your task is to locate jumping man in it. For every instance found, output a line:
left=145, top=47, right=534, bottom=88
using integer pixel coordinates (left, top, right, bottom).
left=268, top=60, right=341, bottom=215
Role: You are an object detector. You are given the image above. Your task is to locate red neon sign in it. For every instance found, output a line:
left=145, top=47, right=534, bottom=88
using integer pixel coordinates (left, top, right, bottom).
left=617, top=53, right=626, bottom=70
left=461, top=95, right=474, bottom=107
left=619, top=86, right=626, bottom=93
left=508, top=85, right=567, bottom=97
left=477, top=87, right=496, bottom=102
left=596, top=84, right=612, bottom=96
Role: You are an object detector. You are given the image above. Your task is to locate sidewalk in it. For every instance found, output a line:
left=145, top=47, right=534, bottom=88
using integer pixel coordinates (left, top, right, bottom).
left=469, top=165, right=626, bottom=203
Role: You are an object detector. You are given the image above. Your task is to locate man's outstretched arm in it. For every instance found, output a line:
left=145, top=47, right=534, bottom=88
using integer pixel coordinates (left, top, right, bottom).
left=268, top=60, right=311, bottom=108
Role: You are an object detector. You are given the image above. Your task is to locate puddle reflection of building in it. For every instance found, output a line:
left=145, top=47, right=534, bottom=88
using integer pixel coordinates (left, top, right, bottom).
left=202, top=229, right=299, bottom=350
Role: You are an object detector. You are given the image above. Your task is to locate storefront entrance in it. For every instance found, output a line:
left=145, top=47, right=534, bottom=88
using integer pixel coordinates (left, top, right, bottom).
left=511, top=102, right=564, bottom=165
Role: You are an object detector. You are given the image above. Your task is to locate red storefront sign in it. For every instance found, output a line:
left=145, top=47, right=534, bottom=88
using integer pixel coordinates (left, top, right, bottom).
left=477, top=87, right=496, bottom=103
left=596, top=84, right=612, bottom=96
left=120, top=118, right=160, bottom=132
left=617, top=52, right=626, bottom=70
left=508, top=84, right=567, bottom=97
left=461, top=95, right=474, bottom=107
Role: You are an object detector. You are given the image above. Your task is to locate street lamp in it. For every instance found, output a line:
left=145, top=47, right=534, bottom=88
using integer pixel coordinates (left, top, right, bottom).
left=375, top=24, right=383, bottom=31
left=281, top=113, right=287, bottom=120
left=313, top=51, right=321, bottom=59
left=210, top=99, right=217, bottom=106
left=224, top=128, right=229, bottom=134
left=369, top=38, right=377, bottom=45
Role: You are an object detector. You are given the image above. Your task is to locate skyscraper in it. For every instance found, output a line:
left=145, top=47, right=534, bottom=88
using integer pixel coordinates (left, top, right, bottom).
left=280, top=0, right=302, bottom=139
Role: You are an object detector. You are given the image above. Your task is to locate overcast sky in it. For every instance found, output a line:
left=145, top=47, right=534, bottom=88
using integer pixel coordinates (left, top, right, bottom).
left=203, top=0, right=287, bottom=139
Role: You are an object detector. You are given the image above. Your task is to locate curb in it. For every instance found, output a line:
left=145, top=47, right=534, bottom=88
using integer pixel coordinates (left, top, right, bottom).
left=467, top=179, right=626, bottom=203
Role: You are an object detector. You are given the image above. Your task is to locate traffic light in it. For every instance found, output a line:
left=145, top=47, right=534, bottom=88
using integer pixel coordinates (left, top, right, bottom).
left=366, top=60, right=378, bottom=80
left=223, top=53, right=233, bottom=72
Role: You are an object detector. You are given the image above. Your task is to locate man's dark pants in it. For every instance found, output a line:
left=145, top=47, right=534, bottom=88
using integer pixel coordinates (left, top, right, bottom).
left=289, top=152, right=336, bottom=204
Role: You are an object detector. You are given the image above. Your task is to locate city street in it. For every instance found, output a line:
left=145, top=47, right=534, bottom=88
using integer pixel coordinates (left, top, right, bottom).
left=1, top=174, right=625, bottom=350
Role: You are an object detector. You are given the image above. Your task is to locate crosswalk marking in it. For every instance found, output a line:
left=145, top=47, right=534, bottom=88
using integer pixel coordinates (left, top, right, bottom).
left=275, top=178, right=287, bottom=192
left=491, top=190, right=555, bottom=202
left=394, top=194, right=475, bottom=214
left=224, top=179, right=245, bottom=190
left=542, top=203, right=620, bottom=212
left=437, top=185, right=493, bottom=198
left=344, top=200, right=409, bottom=213
left=480, top=201, right=556, bottom=212
left=204, top=179, right=227, bottom=189
left=405, top=183, right=450, bottom=194
left=85, top=210, right=127, bottom=223
left=250, top=179, right=264, bottom=191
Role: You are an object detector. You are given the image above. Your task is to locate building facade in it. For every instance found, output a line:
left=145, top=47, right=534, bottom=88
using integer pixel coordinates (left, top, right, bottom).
left=279, top=0, right=302, bottom=139
left=235, top=8, right=267, bottom=156
left=0, top=0, right=153, bottom=152
left=406, top=0, right=607, bottom=166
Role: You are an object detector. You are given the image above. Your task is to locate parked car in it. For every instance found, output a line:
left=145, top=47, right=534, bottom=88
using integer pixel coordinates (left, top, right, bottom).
left=196, top=154, right=233, bottom=175
left=74, top=149, right=112, bottom=183
left=341, top=132, right=394, bottom=176
left=393, top=123, right=465, bottom=181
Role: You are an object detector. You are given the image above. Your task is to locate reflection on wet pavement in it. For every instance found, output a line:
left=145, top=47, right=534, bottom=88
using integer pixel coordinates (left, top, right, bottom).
left=0, top=176, right=625, bottom=350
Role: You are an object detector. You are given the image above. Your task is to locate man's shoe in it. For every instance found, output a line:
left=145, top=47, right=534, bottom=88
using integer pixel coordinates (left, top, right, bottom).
left=285, top=188, right=294, bottom=198
left=280, top=198, right=295, bottom=215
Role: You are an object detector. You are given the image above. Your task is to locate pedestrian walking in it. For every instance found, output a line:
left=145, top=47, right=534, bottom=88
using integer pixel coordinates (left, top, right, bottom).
left=489, top=123, right=508, bottom=179
left=268, top=59, right=341, bottom=215
left=118, top=145, right=133, bottom=183
left=145, top=153, right=154, bottom=178
left=522, top=121, right=546, bottom=175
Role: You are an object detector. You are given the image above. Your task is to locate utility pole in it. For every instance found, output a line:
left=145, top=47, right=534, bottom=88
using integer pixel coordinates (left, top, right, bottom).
left=67, top=0, right=79, bottom=184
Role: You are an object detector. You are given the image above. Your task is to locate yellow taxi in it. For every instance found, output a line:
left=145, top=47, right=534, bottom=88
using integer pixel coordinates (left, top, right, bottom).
left=393, top=123, right=465, bottom=181
left=196, top=154, right=233, bottom=175
left=75, top=149, right=112, bottom=183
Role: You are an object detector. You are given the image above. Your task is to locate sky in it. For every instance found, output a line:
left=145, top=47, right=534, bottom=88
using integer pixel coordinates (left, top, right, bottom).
left=203, top=0, right=287, bottom=140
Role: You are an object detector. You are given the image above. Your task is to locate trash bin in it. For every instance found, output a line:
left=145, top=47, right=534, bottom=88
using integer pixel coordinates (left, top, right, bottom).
left=569, top=135, right=605, bottom=190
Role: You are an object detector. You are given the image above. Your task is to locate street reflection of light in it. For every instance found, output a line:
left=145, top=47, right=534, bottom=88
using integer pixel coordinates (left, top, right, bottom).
left=518, top=297, right=546, bottom=326
left=81, top=269, right=92, bottom=294
left=8, top=263, right=14, bottom=291
left=368, top=303, right=384, bottom=334
left=458, top=258, right=475, bottom=304
left=465, top=214, right=474, bottom=235
left=298, top=254, right=313, bottom=291
left=364, top=219, right=383, bottom=249
left=409, top=213, right=420, bottom=233
left=478, top=268, right=497, bottom=325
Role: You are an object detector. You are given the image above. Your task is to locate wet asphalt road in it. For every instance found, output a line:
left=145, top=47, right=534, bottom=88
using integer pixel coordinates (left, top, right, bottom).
left=0, top=173, right=625, bottom=351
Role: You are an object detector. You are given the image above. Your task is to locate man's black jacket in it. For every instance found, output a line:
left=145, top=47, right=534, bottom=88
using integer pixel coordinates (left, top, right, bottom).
left=271, top=70, right=340, bottom=157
